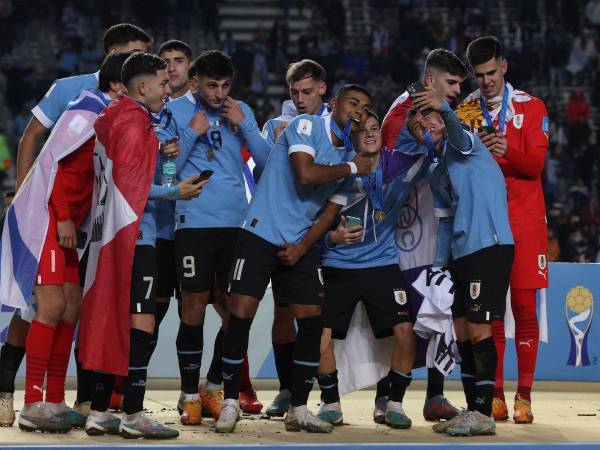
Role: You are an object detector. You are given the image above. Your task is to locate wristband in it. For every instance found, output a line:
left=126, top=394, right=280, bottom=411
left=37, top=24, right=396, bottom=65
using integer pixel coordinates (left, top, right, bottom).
left=346, top=161, right=357, bottom=175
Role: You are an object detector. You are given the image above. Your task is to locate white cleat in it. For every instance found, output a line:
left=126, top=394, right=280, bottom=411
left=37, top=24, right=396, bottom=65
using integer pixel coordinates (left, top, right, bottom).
left=215, top=399, right=241, bottom=434
left=0, top=392, right=15, bottom=427
left=285, top=405, right=333, bottom=433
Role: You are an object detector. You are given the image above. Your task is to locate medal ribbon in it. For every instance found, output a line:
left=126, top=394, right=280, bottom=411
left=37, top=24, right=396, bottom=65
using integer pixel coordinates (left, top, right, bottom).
left=479, top=83, right=509, bottom=134
left=330, top=118, right=354, bottom=152
left=360, top=156, right=384, bottom=218
left=193, top=92, right=221, bottom=150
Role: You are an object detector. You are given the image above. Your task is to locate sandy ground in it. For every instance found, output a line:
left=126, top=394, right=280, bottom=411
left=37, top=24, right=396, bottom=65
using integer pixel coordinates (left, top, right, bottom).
left=1, top=380, right=599, bottom=445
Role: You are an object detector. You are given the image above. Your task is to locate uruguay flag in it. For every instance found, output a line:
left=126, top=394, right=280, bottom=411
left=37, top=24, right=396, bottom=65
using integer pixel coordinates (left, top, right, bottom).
left=0, top=89, right=111, bottom=310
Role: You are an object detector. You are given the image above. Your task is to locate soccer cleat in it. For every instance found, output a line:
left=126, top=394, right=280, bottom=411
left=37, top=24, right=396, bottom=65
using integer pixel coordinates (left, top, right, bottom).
left=0, top=393, right=15, bottom=427
left=432, top=408, right=467, bottom=433
left=423, top=395, right=459, bottom=421
left=239, top=387, right=263, bottom=414
left=492, top=397, right=509, bottom=421
left=119, top=412, right=179, bottom=439
left=199, top=384, right=223, bottom=418
left=266, top=389, right=291, bottom=417
left=285, top=405, right=333, bottom=433
left=85, top=409, right=121, bottom=436
left=373, top=396, right=388, bottom=424
left=180, top=399, right=202, bottom=425
left=215, top=399, right=241, bottom=434
left=384, top=400, right=411, bottom=429
left=513, top=396, right=534, bottom=424
left=47, top=401, right=87, bottom=429
left=317, top=401, right=343, bottom=425
left=18, top=402, right=72, bottom=433
left=73, top=401, right=91, bottom=418
left=445, top=410, right=496, bottom=436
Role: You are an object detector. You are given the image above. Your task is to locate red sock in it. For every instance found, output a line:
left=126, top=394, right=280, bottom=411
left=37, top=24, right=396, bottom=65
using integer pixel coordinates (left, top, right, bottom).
left=25, top=321, right=56, bottom=404
left=512, top=288, right=539, bottom=402
left=240, top=354, right=252, bottom=391
left=46, top=321, right=75, bottom=403
left=491, top=319, right=505, bottom=401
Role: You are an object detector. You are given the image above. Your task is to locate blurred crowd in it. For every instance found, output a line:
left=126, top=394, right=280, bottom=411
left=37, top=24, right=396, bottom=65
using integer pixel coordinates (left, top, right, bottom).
left=0, top=0, right=599, bottom=262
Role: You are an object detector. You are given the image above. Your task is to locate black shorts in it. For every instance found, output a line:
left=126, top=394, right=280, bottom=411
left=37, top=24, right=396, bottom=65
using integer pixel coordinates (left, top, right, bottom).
left=450, top=244, right=514, bottom=323
left=130, top=245, right=157, bottom=314
left=175, top=228, right=238, bottom=293
left=228, top=229, right=324, bottom=306
left=322, top=264, right=412, bottom=339
left=156, top=238, right=181, bottom=300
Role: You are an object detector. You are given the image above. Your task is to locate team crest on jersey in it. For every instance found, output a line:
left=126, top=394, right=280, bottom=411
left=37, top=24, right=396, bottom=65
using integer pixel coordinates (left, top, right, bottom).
left=394, top=289, right=407, bottom=305
left=297, top=119, right=312, bottom=136
left=513, top=114, right=524, bottom=129
left=469, top=281, right=481, bottom=300
left=538, top=254, right=547, bottom=270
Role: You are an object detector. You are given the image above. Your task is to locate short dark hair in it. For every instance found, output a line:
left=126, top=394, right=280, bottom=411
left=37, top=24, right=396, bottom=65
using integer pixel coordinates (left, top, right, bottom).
left=121, top=52, right=166, bottom=88
left=466, top=36, right=503, bottom=66
left=425, top=48, right=468, bottom=78
left=192, top=50, right=234, bottom=79
left=285, top=59, right=326, bottom=84
left=4, top=190, right=15, bottom=198
left=157, top=39, right=193, bottom=61
left=335, top=83, right=372, bottom=102
left=364, top=109, right=380, bottom=125
left=98, top=51, right=133, bottom=91
left=103, top=23, right=152, bottom=53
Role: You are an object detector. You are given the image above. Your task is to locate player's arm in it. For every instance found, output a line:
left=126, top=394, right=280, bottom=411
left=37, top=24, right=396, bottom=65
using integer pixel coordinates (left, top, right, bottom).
left=48, top=164, right=76, bottom=249
left=277, top=200, right=343, bottom=266
left=148, top=176, right=207, bottom=201
left=225, top=100, right=271, bottom=171
left=16, top=117, right=48, bottom=190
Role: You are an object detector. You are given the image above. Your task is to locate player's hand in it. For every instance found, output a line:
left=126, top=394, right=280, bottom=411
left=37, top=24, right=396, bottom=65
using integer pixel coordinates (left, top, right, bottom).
left=412, top=86, right=445, bottom=112
left=178, top=175, right=208, bottom=200
left=189, top=111, right=210, bottom=136
left=329, top=216, right=364, bottom=245
left=57, top=219, right=77, bottom=249
left=352, top=153, right=371, bottom=175
left=489, top=133, right=508, bottom=157
left=160, top=136, right=179, bottom=158
left=277, top=242, right=307, bottom=266
left=477, top=129, right=496, bottom=149
left=222, top=96, right=245, bottom=126
left=275, top=121, right=288, bottom=141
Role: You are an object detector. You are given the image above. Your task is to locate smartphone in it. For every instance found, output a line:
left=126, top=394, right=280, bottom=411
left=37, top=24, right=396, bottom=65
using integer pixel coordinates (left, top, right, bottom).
left=479, top=125, right=496, bottom=135
left=162, top=136, right=177, bottom=146
left=345, top=216, right=362, bottom=229
left=406, top=81, right=432, bottom=116
left=193, top=169, right=213, bottom=184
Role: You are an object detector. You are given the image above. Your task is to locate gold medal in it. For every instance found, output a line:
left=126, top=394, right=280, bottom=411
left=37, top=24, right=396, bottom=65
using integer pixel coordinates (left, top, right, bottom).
left=375, top=210, right=386, bottom=221
left=207, top=148, right=214, bottom=160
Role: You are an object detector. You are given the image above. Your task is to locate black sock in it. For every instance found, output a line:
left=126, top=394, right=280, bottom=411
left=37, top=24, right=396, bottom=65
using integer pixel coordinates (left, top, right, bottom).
left=318, top=370, right=340, bottom=405
left=458, top=340, right=477, bottom=411
left=91, top=372, right=115, bottom=412
left=206, top=327, right=224, bottom=385
left=375, top=376, right=390, bottom=401
left=273, top=342, right=294, bottom=391
left=389, top=369, right=412, bottom=403
left=148, top=302, right=170, bottom=361
left=123, top=328, right=153, bottom=415
left=290, top=316, right=322, bottom=407
left=74, top=347, right=95, bottom=403
left=426, top=367, right=444, bottom=399
left=0, top=343, right=25, bottom=393
left=472, top=337, right=497, bottom=417
left=176, top=322, right=204, bottom=394
left=222, top=315, right=253, bottom=400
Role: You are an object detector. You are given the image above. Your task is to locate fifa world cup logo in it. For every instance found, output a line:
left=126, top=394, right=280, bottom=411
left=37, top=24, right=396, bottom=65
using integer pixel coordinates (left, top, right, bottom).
left=566, top=286, right=594, bottom=367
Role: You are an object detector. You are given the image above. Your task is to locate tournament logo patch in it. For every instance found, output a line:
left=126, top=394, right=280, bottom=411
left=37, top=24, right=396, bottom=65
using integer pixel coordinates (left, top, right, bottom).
left=513, top=114, right=524, bottom=129
left=538, top=254, right=547, bottom=270
left=469, top=280, right=481, bottom=300
left=297, top=119, right=312, bottom=136
left=394, top=289, right=407, bottom=305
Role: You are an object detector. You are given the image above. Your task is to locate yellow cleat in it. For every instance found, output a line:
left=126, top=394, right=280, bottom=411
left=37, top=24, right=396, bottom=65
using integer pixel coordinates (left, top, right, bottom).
left=199, top=385, right=223, bottom=419
left=492, top=397, right=509, bottom=421
left=513, top=396, right=534, bottom=424
left=180, top=399, right=202, bottom=425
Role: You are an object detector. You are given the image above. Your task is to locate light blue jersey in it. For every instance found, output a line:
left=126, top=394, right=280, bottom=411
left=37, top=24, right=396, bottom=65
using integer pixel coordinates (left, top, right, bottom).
left=261, top=103, right=331, bottom=146
left=242, top=114, right=355, bottom=246
left=426, top=103, right=514, bottom=262
left=321, top=149, right=427, bottom=269
left=32, top=72, right=99, bottom=128
left=155, top=91, right=270, bottom=230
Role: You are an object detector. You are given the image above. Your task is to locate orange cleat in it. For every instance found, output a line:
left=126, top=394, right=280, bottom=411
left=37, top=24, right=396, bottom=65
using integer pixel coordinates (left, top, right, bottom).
left=239, top=387, right=263, bottom=414
left=513, top=396, right=534, bottom=424
left=180, top=399, right=202, bottom=425
left=492, top=397, right=509, bottom=421
left=199, top=385, right=223, bottom=418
